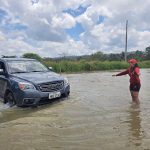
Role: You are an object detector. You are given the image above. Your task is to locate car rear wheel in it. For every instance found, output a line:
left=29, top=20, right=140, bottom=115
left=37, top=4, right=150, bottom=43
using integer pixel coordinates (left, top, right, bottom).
left=5, top=92, right=16, bottom=107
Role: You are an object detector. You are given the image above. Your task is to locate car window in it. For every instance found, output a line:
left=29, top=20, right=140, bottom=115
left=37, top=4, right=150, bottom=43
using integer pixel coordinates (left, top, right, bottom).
left=0, top=62, right=6, bottom=72
left=7, top=60, right=49, bottom=74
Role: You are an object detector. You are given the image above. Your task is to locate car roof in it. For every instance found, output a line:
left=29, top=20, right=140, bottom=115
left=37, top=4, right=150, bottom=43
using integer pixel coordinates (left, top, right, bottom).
left=0, top=58, right=36, bottom=62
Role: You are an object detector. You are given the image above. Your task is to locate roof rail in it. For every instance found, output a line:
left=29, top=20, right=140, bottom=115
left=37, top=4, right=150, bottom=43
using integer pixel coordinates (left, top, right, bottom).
left=1, top=55, right=17, bottom=58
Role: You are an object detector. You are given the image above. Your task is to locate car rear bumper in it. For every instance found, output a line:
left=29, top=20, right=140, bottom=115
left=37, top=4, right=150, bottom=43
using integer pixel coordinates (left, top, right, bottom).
left=14, top=85, right=70, bottom=106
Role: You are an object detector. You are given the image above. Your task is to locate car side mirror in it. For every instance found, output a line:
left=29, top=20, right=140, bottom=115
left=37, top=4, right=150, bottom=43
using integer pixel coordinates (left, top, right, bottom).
left=48, top=67, right=53, bottom=71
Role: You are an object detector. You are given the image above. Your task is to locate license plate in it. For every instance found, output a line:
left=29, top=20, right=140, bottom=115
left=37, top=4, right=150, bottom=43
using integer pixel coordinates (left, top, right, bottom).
left=49, top=92, right=61, bottom=99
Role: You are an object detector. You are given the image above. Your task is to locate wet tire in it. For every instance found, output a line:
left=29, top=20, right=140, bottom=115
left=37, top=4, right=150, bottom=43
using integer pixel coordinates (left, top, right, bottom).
left=5, top=92, right=16, bottom=107
left=62, top=91, right=70, bottom=98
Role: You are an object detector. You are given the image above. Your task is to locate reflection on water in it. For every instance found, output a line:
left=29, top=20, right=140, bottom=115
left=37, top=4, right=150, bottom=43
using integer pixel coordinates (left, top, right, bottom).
left=128, top=105, right=144, bottom=147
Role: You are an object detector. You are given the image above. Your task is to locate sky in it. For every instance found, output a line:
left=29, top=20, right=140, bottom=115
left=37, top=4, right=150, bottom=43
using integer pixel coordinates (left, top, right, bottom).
left=0, top=0, right=150, bottom=57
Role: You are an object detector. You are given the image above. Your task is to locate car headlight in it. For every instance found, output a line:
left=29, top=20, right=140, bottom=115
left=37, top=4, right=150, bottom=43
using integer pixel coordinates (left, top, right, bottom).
left=18, top=82, right=36, bottom=90
left=64, top=78, right=69, bottom=86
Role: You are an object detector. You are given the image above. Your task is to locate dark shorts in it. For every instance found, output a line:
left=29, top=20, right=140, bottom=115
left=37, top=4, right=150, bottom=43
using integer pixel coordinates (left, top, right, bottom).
left=130, top=84, right=141, bottom=92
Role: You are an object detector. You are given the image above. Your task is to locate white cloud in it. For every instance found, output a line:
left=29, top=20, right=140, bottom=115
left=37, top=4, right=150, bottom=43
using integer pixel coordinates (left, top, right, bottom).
left=0, top=31, right=6, bottom=41
left=77, top=0, right=150, bottom=53
left=0, top=0, right=150, bottom=57
left=52, top=13, right=76, bottom=29
left=37, top=39, right=90, bottom=57
left=0, top=38, right=38, bottom=56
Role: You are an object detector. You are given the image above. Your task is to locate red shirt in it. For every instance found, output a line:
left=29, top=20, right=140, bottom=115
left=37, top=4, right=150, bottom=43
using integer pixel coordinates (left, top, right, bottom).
left=116, top=67, right=141, bottom=85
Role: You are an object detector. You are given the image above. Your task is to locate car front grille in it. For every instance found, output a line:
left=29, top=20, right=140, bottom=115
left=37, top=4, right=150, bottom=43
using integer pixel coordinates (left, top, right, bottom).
left=38, top=81, right=64, bottom=92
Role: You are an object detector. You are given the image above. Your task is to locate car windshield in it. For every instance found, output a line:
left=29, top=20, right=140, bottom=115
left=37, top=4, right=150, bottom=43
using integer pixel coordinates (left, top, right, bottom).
left=7, top=60, right=49, bottom=74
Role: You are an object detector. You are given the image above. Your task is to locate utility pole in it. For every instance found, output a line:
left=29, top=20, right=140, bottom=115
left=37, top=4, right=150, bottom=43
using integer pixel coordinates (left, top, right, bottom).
left=58, top=52, right=67, bottom=74
left=125, top=20, right=128, bottom=62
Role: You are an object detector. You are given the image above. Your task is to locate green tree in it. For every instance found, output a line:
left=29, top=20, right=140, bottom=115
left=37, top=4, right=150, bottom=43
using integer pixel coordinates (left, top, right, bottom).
left=145, top=46, right=150, bottom=60
left=23, top=53, right=42, bottom=61
left=90, top=51, right=106, bottom=61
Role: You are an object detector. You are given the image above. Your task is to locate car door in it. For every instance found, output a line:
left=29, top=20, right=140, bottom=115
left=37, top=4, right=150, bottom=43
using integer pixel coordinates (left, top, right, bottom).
left=0, top=61, right=8, bottom=99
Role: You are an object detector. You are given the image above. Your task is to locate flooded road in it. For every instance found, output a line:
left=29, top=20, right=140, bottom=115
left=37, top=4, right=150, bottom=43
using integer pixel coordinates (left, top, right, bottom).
left=0, top=69, right=150, bottom=150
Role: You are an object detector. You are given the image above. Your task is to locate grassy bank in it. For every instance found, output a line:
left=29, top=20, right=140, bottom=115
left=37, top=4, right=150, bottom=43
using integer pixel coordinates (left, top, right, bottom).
left=23, top=53, right=150, bottom=73
left=44, top=61, right=150, bottom=73
left=139, top=61, right=150, bottom=68
left=43, top=60, right=150, bottom=73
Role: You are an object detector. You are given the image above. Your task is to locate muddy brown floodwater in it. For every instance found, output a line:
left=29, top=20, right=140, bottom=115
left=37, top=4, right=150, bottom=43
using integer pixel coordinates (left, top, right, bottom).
left=0, top=69, right=150, bottom=150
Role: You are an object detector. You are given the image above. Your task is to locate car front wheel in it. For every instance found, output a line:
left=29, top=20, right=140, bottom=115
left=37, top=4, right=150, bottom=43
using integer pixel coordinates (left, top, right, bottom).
left=5, top=92, right=16, bottom=107
left=62, top=91, right=70, bottom=98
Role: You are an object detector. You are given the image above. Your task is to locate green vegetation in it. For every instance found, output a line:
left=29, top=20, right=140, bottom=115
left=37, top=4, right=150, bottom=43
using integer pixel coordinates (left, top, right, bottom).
left=43, top=60, right=150, bottom=73
left=43, top=60, right=129, bottom=73
left=23, top=53, right=42, bottom=62
left=22, top=46, right=150, bottom=73
left=138, top=61, right=150, bottom=68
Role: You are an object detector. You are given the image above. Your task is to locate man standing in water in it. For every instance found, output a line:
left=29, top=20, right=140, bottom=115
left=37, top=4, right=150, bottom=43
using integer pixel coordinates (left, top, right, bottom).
left=112, top=59, right=141, bottom=105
